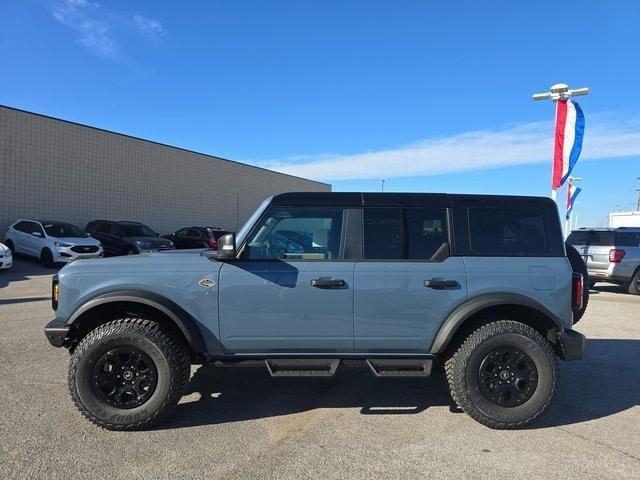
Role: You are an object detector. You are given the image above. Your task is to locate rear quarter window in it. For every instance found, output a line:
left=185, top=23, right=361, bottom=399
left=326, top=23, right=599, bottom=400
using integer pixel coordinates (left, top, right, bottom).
left=468, top=207, right=554, bottom=257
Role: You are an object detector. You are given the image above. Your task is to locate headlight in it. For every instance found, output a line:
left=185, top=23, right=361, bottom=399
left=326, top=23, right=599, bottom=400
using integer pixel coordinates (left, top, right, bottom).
left=135, top=241, right=152, bottom=249
left=5, top=249, right=11, bottom=257
left=54, top=241, right=73, bottom=248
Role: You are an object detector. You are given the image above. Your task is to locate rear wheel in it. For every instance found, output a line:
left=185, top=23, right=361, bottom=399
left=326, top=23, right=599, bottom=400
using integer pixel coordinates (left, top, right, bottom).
left=627, top=269, right=640, bottom=295
left=40, top=248, right=54, bottom=268
left=68, top=317, right=190, bottom=430
left=445, top=320, right=558, bottom=429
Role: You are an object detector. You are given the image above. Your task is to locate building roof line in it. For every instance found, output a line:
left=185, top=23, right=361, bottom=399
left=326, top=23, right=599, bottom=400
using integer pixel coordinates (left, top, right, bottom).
left=0, top=104, right=331, bottom=188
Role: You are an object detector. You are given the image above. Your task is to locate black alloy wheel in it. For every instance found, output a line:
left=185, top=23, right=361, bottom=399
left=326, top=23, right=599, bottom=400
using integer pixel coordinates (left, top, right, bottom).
left=68, top=317, right=191, bottom=430
left=92, top=347, right=158, bottom=409
left=477, top=347, right=538, bottom=407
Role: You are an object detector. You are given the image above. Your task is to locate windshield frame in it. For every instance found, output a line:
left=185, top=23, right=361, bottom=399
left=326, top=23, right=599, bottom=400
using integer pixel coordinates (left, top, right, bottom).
left=236, top=197, right=272, bottom=247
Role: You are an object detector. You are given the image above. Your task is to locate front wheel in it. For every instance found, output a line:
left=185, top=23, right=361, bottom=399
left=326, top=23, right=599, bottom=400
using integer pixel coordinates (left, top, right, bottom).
left=445, top=320, right=558, bottom=429
left=41, top=248, right=54, bottom=268
left=68, top=317, right=190, bottom=430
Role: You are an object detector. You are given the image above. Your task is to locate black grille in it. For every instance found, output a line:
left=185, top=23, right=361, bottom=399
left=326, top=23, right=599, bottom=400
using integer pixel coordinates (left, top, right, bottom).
left=71, top=245, right=99, bottom=254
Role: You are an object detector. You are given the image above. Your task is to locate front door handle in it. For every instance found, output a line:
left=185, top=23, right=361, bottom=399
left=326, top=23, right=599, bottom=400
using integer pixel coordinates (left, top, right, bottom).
left=424, top=278, right=460, bottom=289
left=311, top=277, right=347, bottom=289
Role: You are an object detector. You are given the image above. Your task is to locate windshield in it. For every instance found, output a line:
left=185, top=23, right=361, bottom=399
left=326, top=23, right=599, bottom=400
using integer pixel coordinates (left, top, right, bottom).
left=236, top=197, right=272, bottom=246
left=120, top=224, right=157, bottom=237
left=43, top=222, right=88, bottom=238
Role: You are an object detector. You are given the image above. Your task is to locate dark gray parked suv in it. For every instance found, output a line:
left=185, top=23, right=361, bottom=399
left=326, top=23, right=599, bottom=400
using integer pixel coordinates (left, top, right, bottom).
left=45, top=193, right=585, bottom=430
left=567, top=227, right=640, bottom=294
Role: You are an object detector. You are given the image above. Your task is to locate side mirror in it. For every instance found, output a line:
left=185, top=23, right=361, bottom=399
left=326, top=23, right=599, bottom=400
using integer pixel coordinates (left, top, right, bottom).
left=32, top=231, right=43, bottom=238
left=217, top=233, right=236, bottom=259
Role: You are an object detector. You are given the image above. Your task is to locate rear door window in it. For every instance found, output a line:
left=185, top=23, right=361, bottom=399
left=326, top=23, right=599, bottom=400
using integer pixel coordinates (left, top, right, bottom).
left=468, top=207, right=552, bottom=256
left=363, top=208, right=449, bottom=260
left=13, top=221, right=31, bottom=233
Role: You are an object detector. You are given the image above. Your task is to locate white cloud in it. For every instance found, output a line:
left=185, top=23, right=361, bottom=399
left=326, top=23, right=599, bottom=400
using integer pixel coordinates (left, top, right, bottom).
left=133, top=14, right=166, bottom=38
left=52, top=0, right=115, bottom=56
left=261, top=112, right=640, bottom=181
left=50, top=1, right=166, bottom=56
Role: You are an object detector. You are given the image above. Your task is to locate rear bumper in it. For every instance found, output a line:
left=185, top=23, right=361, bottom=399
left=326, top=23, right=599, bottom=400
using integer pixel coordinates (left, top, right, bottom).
left=44, top=319, right=71, bottom=348
left=554, top=329, right=586, bottom=361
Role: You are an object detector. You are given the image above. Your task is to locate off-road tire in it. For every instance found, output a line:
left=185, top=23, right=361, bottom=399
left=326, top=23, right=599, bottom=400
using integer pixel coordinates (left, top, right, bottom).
left=565, top=244, right=589, bottom=323
left=40, top=248, right=54, bottom=268
left=627, top=269, right=640, bottom=295
left=445, top=320, right=558, bottom=429
left=68, top=317, right=190, bottom=430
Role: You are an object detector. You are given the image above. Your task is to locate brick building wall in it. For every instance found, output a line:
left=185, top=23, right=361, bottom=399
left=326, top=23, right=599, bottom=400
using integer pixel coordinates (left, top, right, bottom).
left=0, top=105, right=329, bottom=236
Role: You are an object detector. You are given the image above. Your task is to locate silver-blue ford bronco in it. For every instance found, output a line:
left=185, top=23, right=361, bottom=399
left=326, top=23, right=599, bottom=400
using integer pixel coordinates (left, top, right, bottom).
left=45, top=192, right=586, bottom=430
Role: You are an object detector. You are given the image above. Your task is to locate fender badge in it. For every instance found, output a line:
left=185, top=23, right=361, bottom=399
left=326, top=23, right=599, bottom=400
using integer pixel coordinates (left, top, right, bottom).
left=199, top=278, right=216, bottom=288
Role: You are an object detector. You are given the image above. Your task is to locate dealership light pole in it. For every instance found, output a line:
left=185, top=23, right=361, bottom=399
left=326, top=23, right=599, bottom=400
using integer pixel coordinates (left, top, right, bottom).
left=532, top=83, right=589, bottom=201
left=381, top=178, right=386, bottom=192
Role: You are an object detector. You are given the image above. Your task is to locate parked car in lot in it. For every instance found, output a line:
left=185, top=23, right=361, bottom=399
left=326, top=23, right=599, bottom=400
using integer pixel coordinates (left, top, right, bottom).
left=85, top=220, right=173, bottom=256
left=567, top=227, right=640, bottom=294
left=0, top=242, right=12, bottom=270
left=45, top=192, right=585, bottom=431
left=162, top=226, right=230, bottom=249
left=4, top=220, right=102, bottom=267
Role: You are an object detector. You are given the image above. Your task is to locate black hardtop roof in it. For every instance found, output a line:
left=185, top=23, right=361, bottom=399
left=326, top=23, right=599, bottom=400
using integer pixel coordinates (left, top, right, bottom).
left=575, top=227, right=640, bottom=232
left=270, top=192, right=555, bottom=208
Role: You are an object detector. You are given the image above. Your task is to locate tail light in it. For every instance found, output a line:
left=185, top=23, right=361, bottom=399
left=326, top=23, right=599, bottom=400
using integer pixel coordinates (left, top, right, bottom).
left=609, top=249, right=626, bottom=263
left=207, top=238, right=217, bottom=249
left=572, top=273, right=584, bottom=312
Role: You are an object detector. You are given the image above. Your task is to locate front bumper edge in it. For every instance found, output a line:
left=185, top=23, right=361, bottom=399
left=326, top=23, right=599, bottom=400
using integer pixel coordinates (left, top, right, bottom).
left=45, top=319, right=71, bottom=348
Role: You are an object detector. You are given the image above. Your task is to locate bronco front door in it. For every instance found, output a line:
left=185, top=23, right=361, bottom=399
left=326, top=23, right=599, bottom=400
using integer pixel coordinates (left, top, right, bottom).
left=218, top=206, right=361, bottom=353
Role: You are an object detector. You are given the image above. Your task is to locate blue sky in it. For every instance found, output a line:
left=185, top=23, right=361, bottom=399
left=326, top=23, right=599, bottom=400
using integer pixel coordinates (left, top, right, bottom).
left=1, top=0, right=639, bottom=227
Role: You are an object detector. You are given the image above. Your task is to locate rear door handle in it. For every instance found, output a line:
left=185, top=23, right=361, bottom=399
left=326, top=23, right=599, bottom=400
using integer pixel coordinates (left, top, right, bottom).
left=311, top=277, right=347, bottom=289
left=424, top=278, right=460, bottom=289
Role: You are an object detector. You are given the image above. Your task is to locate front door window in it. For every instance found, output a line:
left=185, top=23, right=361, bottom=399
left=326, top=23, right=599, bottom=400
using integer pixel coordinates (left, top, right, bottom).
left=242, top=207, right=347, bottom=260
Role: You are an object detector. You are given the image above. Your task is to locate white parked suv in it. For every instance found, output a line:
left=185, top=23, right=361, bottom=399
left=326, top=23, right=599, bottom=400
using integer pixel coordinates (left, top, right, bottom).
left=4, top=220, right=103, bottom=267
left=0, top=242, right=12, bottom=270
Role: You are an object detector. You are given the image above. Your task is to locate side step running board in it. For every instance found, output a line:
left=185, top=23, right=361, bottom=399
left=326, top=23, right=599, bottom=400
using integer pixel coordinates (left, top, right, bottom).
left=265, top=359, right=340, bottom=377
left=366, top=358, right=432, bottom=377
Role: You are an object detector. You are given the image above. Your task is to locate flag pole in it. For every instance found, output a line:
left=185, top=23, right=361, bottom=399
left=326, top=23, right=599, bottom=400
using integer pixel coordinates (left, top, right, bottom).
left=532, top=83, right=589, bottom=202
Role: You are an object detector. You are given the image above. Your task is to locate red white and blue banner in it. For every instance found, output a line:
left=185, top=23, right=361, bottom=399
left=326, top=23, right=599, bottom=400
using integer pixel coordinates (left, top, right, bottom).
left=552, top=99, right=585, bottom=190
left=566, top=183, right=582, bottom=220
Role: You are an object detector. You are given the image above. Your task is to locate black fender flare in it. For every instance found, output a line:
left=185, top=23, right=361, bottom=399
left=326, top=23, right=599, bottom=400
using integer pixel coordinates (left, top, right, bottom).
left=428, top=293, right=564, bottom=354
left=67, top=289, right=206, bottom=354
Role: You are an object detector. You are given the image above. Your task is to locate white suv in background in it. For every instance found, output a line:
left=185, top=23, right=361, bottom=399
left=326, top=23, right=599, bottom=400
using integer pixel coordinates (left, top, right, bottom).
left=4, top=220, right=103, bottom=268
left=0, top=242, right=12, bottom=270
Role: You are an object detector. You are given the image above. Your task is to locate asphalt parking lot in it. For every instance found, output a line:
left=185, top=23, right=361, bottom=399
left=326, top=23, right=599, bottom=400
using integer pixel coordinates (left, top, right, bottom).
left=1, top=258, right=639, bottom=480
